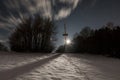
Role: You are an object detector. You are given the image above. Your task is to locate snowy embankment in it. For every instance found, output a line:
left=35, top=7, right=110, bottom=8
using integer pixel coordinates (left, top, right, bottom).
left=0, top=52, right=120, bottom=80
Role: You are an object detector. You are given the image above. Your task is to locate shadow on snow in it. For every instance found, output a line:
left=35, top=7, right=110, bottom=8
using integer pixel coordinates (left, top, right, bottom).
left=0, top=53, right=62, bottom=80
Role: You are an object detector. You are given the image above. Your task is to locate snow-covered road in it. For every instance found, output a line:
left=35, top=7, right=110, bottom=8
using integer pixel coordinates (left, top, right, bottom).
left=0, top=52, right=120, bottom=80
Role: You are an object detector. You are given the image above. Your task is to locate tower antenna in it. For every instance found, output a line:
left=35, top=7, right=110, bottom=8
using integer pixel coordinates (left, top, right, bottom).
left=63, top=23, right=68, bottom=52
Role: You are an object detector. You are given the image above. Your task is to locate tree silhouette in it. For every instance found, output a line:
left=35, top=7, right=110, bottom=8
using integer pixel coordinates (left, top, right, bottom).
left=80, top=27, right=93, bottom=38
left=9, top=15, right=56, bottom=52
left=0, top=42, right=8, bottom=51
left=72, top=23, right=120, bottom=58
left=72, top=27, right=94, bottom=53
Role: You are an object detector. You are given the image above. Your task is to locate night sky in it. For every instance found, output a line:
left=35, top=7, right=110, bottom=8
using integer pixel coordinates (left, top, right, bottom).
left=57, top=0, right=120, bottom=46
left=0, top=0, right=120, bottom=46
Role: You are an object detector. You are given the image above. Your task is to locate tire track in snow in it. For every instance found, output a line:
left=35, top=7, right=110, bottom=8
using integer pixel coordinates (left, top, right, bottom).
left=39, top=54, right=88, bottom=80
left=63, top=54, right=91, bottom=80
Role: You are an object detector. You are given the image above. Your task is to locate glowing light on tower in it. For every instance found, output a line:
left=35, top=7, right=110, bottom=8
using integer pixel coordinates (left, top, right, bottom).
left=63, top=23, right=68, bottom=51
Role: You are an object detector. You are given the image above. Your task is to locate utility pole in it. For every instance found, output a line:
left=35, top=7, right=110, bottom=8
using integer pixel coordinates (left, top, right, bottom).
left=63, top=23, right=68, bottom=52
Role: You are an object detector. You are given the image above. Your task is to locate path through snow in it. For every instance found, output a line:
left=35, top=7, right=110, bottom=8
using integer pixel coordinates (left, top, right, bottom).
left=0, top=52, right=120, bottom=80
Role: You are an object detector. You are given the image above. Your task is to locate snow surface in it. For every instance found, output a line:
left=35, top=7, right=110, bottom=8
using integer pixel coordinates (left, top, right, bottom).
left=0, top=52, right=120, bottom=80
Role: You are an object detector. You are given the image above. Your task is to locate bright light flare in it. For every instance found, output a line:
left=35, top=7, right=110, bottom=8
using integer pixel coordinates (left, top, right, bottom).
left=66, top=39, right=71, bottom=45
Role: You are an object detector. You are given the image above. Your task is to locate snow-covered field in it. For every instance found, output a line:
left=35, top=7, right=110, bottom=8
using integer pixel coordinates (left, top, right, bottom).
left=0, top=52, right=120, bottom=80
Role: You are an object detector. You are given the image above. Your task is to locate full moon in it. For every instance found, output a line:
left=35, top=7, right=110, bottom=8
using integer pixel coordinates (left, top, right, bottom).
left=66, top=39, right=71, bottom=45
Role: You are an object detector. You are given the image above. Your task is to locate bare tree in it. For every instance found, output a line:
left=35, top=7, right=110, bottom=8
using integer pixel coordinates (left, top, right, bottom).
left=9, top=15, right=56, bottom=52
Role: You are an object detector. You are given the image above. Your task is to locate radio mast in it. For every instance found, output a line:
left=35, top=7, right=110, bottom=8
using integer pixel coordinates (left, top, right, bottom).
left=63, top=23, right=68, bottom=52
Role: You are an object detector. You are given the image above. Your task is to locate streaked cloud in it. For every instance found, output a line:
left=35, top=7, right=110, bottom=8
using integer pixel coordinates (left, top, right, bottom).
left=0, top=0, right=97, bottom=41
left=0, top=0, right=81, bottom=31
left=55, top=8, right=71, bottom=20
left=54, top=0, right=80, bottom=20
left=0, top=0, right=80, bottom=21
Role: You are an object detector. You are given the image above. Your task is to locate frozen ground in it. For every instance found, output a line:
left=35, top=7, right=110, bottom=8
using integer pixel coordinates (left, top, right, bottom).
left=0, top=52, right=120, bottom=80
